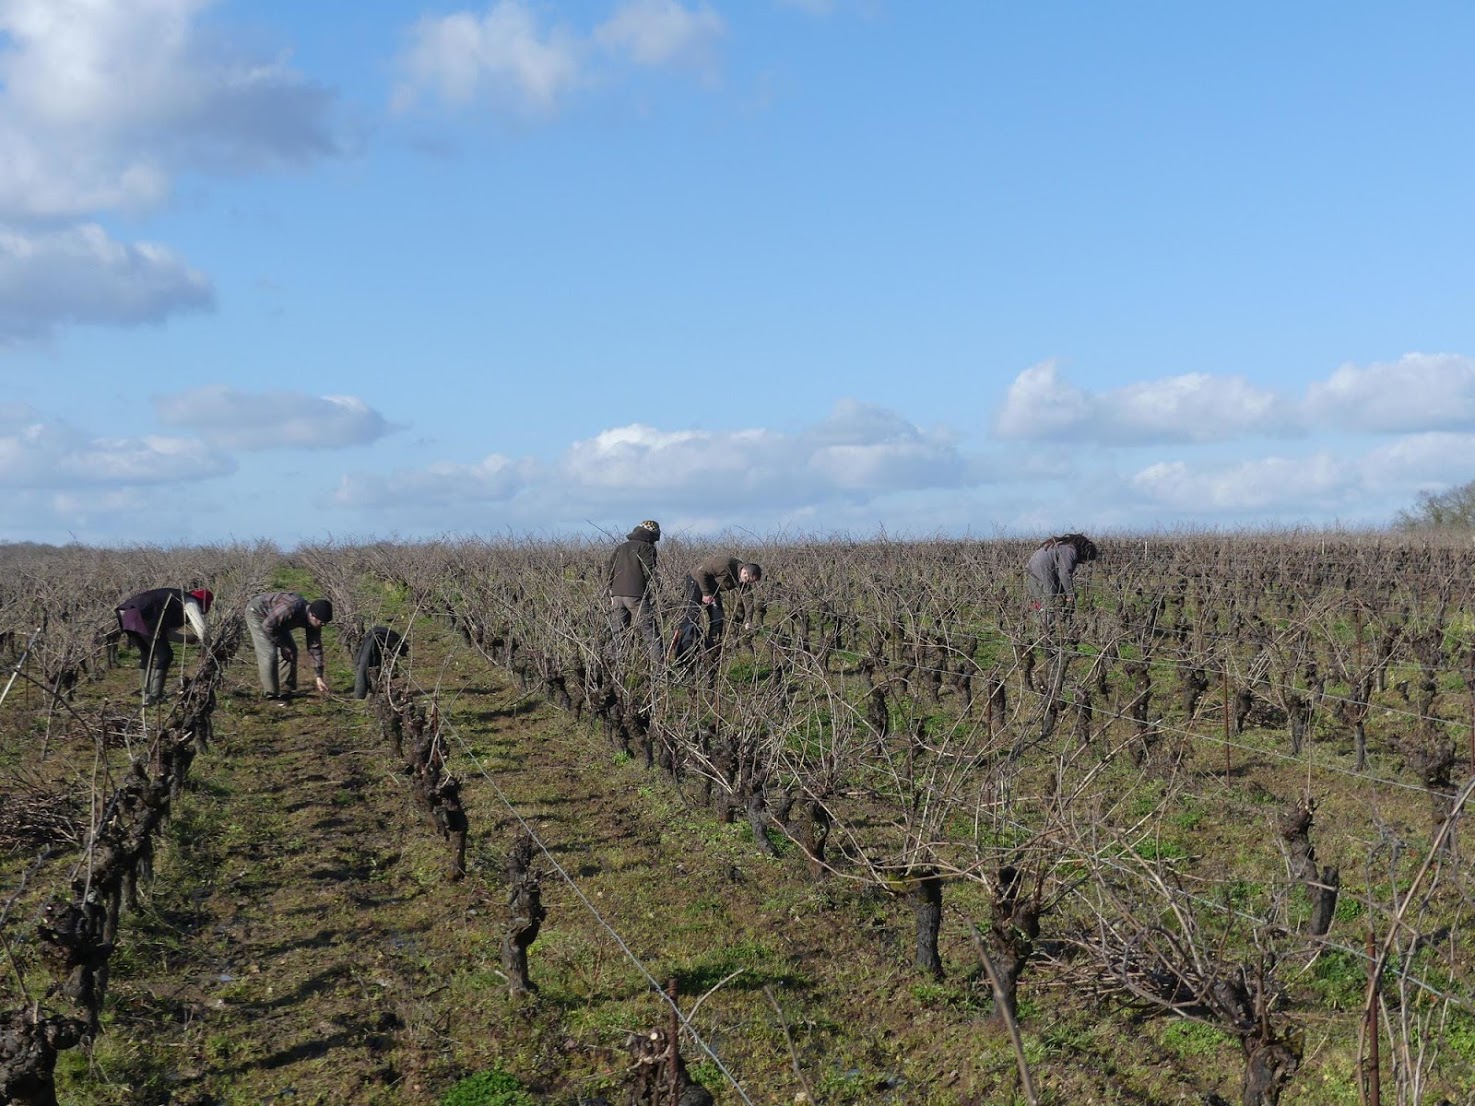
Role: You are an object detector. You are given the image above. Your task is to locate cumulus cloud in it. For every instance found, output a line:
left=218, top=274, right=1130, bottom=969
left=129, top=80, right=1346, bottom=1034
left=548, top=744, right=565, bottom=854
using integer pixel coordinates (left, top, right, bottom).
left=0, top=406, right=233, bottom=488
left=561, top=400, right=971, bottom=508
left=994, top=353, right=1475, bottom=449
left=1357, top=431, right=1475, bottom=488
left=154, top=386, right=400, bottom=451
left=992, top=361, right=1287, bottom=445
left=0, top=0, right=342, bottom=343
left=1304, top=353, right=1475, bottom=433
left=392, top=1, right=583, bottom=115
left=594, top=0, right=725, bottom=75
left=991, top=361, right=1092, bottom=441
left=392, top=0, right=726, bottom=117
left=0, top=0, right=343, bottom=222
left=0, top=122, right=171, bottom=219
left=1130, top=453, right=1358, bottom=513
left=330, top=454, right=528, bottom=509
left=328, top=400, right=973, bottom=528
left=0, top=223, right=213, bottom=340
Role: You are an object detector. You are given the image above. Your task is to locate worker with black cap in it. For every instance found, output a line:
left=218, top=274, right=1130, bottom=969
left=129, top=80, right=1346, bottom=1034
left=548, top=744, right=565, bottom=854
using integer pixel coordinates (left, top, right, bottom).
left=245, top=591, right=335, bottom=699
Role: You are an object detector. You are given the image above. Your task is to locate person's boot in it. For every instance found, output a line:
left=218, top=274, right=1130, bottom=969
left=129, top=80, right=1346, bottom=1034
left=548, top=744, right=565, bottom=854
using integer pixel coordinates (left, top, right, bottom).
left=144, top=665, right=166, bottom=706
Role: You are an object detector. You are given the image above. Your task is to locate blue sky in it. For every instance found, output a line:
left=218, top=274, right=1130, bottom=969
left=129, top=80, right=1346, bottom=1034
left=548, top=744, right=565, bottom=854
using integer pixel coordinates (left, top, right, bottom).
left=3, top=0, right=1474, bottom=546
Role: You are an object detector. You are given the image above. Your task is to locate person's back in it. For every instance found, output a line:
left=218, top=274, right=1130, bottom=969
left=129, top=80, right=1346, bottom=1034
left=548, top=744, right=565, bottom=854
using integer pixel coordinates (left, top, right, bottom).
left=690, top=555, right=745, bottom=596
left=607, top=520, right=663, bottom=662
left=1026, top=541, right=1078, bottom=598
left=682, top=557, right=762, bottom=651
left=609, top=522, right=660, bottom=598
left=114, top=586, right=212, bottom=704
left=1025, top=534, right=1097, bottom=607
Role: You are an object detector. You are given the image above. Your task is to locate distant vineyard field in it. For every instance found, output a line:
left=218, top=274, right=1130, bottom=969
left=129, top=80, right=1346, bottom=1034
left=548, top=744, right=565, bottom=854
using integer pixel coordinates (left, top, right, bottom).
left=3, top=531, right=1474, bottom=1106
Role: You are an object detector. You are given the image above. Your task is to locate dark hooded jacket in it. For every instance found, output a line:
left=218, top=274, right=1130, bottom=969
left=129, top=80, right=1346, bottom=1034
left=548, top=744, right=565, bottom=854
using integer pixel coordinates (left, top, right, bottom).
left=116, top=588, right=195, bottom=638
left=608, top=525, right=659, bottom=598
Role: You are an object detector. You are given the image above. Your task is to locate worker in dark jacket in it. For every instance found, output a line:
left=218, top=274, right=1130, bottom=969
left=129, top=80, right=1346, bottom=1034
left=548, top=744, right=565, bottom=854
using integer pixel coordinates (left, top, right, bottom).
left=681, top=555, right=762, bottom=653
left=1025, top=533, right=1099, bottom=617
left=245, top=592, right=334, bottom=699
left=607, top=520, right=663, bottom=662
left=114, top=587, right=213, bottom=705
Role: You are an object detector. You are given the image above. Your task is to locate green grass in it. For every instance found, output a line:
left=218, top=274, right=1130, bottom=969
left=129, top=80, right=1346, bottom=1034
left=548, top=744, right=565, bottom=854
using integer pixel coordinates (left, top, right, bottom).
left=1310, top=949, right=1366, bottom=1010
left=1444, top=1009, right=1475, bottom=1062
left=1160, top=1018, right=1234, bottom=1058
left=441, top=1068, right=535, bottom=1106
left=267, top=564, right=319, bottom=593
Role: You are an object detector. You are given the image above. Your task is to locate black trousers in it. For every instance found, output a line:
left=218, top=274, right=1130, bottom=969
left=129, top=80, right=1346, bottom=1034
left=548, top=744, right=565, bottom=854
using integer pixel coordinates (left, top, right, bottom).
left=122, top=630, right=173, bottom=674
left=354, top=627, right=405, bottom=699
left=682, top=575, right=725, bottom=649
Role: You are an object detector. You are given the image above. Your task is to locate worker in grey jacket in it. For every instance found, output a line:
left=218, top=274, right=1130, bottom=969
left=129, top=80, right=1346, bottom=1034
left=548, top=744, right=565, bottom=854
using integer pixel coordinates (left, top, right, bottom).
left=607, top=520, right=663, bottom=662
left=1025, top=533, right=1099, bottom=612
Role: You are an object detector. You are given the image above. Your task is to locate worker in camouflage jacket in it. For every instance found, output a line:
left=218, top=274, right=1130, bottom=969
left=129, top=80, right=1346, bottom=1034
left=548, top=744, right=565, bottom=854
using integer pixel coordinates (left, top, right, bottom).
left=606, top=520, right=663, bottom=662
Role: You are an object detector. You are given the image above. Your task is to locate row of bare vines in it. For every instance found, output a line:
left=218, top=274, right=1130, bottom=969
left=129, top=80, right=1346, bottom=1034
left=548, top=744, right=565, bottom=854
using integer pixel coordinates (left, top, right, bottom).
left=1, top=543, right=279, bottom=1106
left=311, top=531, right=1475, bottom=1106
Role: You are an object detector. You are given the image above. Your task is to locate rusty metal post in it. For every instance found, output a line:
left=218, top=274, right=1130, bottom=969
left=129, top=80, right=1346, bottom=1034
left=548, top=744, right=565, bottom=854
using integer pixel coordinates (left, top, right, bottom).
left=1365, top=928, right=1380, bottom=1106
left=666, top=977, right=680, bottom=1106
left=1222, top=662, right=1231, bottom=781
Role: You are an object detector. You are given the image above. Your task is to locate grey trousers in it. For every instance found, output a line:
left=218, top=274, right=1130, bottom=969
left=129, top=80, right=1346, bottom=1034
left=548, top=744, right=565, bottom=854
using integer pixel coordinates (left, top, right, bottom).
left=245, top=596, right=297, bottom=695
left=1025, top=574, right=1071, bottom=638
left=609, top=595, right=663, bottom=662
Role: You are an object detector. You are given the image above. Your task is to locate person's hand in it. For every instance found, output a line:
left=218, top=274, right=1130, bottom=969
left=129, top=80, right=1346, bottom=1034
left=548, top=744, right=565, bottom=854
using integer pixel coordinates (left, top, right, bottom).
left=702, top=593, right=715, bottom=605
left=314, top=675, right=329, bottom=695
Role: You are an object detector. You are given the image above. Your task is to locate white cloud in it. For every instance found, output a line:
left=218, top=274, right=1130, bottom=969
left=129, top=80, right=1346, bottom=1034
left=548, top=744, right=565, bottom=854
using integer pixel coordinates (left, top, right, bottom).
left=392, top=1, right=583, bottom=115
left=0, top=0, right=342, bottom=222
left=153, top=386, right=399, bottom=451
left=1357, top=431, right=1475, bottom=488
left=595, top=0, right=725, bottom=74
left=330, top=453, right=528, bottom=509
left=1107, top=374, right=1283, bottom=442
left=992, top=361, right=1287, bottom=444
left=328, top=400, right=975, bottom=530
left=1131, top=452, right=1359, bottom=514
left=0, top=122, right=171, bottom=219
left=392, top=0, right=728, bottom=117
left=1304, top=353, right=1475, bottom=433
left=561, top=400, right=971, bottom=508
left=0, top=407, right=233, bottom=489
left=0, top=223, right=212, bottom=340
left=992, top=361, right=1092, bottom=441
